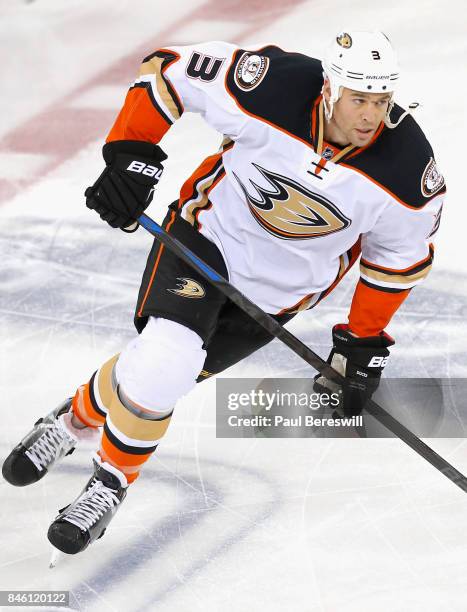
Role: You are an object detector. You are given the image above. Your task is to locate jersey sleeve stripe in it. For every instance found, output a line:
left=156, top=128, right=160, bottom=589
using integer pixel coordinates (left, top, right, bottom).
left=107, top=49, right=184, bottom=143
left=138, top=52, right=183, bottom=123
left=359, top=267, right=431, bottom=288
left=359, top=278, right=410, bottom=293
left=360, top=244, right=434, bottom=275
left=360, top=246, right=433, bottom=288
left=156, top=49, right=184, bottom=115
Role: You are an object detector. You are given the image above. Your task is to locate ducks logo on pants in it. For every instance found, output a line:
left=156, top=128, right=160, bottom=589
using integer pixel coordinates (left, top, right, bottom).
left=168, top=278, right=206, bottom=298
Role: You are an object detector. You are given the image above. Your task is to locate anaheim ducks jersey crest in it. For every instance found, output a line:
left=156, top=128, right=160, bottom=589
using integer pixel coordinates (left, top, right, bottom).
left=233, top=164, right=351, bottom=240
left=107, top=40, right=445, bottom=316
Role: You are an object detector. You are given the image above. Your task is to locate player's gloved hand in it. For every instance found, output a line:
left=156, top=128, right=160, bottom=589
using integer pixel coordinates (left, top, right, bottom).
left=85, top=140, right=167, bottom=232
left=314, top=323, right=394, bottom=416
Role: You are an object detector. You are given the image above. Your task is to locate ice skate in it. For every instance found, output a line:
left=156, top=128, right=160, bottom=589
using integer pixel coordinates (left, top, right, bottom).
left=47, top=453, right=127, bottom=555
left=2, top=398, right=95, bottom=487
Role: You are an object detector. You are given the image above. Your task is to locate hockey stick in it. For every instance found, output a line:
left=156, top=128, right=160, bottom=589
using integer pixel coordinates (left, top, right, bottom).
left=138, top=212, right=467, bottom=494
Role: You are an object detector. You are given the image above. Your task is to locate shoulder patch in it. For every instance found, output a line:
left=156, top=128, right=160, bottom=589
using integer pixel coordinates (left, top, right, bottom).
left=343, top=107, right=446, bottom=208
left=226, top=46, right=323, bottom=143
left=421, top=157, right=445, bottom=198
left=234, top=52, right=270, bottom=91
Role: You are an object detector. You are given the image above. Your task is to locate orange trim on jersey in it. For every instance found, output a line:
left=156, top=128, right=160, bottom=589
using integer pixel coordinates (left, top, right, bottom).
left=314, top=158, right=328, bottom=176
left=360, top=245, right=434, bottom=274
left=320, top=239, right=362, bottom=299
left=277, top=238, right=362, bottom=316
left=348, top=279, right=410, bottom=336
left=106, top=86, right=171, bottom=143
left=316, top=96, right=325, bottom=154
left=179, top=142, right=233, bottom=208
left=310, top=96, right=320, bottom=144
left=346, top=121, right=385, bottom=160
left=179, top=151, right=222, bottom=207
left=339, top=160, right=441, bottom=210
left=195, top=170, right=227, bottom=229
left=137, top=211, right=177, bottom=317
left=276, top=291, right=316, bottom=316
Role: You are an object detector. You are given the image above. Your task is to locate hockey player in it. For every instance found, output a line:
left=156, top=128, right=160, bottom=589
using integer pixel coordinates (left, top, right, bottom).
left=2, top=31, right=445, bottom=555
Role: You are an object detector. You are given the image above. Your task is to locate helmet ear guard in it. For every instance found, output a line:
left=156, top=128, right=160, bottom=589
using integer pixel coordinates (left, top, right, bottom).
left=321, top=30, right=410, bottom=128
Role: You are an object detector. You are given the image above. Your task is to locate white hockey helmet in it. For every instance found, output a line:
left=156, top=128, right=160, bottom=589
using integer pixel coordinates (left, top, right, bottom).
left=321, top=31, right=399, bottom=121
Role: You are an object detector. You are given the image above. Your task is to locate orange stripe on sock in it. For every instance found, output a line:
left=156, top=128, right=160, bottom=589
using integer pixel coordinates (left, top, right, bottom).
left=72, top=382, right=105, bottom=428
left=99, top=430, right=156, bottom=484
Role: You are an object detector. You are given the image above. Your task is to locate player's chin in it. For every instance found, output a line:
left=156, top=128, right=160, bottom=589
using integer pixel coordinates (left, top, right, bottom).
left=352, top=128, right=375, bottom=146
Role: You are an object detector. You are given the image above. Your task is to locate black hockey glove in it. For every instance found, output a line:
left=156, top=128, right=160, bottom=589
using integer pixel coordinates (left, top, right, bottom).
left=85, top=140, right=167, bottom=231
left=314, top=324, right=394, bottom=416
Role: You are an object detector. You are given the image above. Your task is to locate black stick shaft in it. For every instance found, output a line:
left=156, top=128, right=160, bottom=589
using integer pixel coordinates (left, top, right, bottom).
left=138, top=212, right=467, bottom=494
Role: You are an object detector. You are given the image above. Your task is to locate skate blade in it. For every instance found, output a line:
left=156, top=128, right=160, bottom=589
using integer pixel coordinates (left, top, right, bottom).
left=49, top=546, right=62, bottom=569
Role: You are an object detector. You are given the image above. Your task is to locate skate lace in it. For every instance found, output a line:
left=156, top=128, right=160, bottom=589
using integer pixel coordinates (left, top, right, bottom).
left=25, top=423, right=74, bottom=472
left=63, top=479, right=120, bottom=531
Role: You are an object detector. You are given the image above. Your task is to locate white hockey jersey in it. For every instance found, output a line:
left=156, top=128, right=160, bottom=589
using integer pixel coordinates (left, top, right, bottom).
left=107, top=41, right=445, bottom=335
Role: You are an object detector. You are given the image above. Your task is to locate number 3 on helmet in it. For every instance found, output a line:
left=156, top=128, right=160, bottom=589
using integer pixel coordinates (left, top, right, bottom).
left=321, top=30, right=400, bottom=121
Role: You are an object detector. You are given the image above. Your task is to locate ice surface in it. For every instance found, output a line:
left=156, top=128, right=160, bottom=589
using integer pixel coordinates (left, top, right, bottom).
left=1, top=2, right=467, bottom=611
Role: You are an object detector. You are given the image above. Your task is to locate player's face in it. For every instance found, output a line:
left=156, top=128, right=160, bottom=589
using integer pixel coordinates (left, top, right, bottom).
left=324, top=85, right=392, bottom=147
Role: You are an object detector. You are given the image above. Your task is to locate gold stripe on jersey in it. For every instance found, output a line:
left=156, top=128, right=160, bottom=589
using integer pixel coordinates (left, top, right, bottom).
left=139, top=57, right=181, bottom=121
left=329, top=144, right=357, bottom=164
left=360, top=265, right=431, bottom=286
left=337, top=251, right=348, bottom=277
left=180, top=139, right=233, bottom=226
left=360, top=247, right=433, bottom=288
left=184, top=166, right=224, bottom=225
left=278, top=249, right=353, bottom=315
left=220, top=136, right=234, bottom=149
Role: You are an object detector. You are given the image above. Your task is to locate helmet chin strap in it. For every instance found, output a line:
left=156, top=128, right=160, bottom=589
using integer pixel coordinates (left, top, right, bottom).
left=321, top=76, right=341, bottom=121
left=322, top=92, right=334, bottom=122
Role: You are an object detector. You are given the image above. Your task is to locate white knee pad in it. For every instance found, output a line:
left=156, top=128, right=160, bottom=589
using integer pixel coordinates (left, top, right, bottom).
left=115, top=317, right=206, bottom=413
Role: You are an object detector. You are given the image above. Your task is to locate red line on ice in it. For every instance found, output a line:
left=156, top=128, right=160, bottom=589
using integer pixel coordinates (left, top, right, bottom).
left=0, top=0, right=307, bottom=205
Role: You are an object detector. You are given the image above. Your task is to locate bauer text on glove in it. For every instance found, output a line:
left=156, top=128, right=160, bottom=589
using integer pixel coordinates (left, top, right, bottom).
left=314, top=324, right=394, bottom=417
left=85, top=140, right=167, bottom=230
